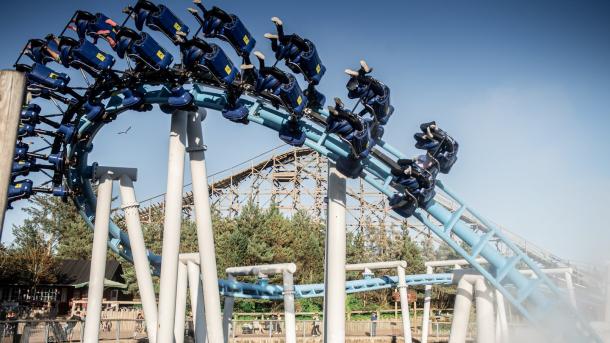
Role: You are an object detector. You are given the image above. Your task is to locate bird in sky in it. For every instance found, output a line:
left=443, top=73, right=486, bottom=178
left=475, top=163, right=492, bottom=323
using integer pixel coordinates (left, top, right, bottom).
left=117, top=126, right=132, bottom=135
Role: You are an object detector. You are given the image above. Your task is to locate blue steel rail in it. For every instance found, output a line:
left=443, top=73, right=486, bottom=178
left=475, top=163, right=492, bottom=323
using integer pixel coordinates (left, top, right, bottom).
left=219, top=273, right=454, bottom=300
left=64, top=86, right=601, bottom=341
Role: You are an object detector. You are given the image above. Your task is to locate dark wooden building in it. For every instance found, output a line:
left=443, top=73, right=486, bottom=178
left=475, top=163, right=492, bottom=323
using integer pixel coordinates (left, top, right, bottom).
left=0, top=259, right=130, bottom=316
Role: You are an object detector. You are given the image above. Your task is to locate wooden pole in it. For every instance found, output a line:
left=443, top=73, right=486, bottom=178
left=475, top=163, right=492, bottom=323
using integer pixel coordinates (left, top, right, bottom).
left=0, top=70, right=26, bottom=238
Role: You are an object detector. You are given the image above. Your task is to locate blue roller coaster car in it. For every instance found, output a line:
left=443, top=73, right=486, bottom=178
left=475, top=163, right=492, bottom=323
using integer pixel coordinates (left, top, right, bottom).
left=12, top=159, right=35, bottom=176
left=190, top=2, right=256, bottom=58
left=24, top=39, right=55, bottom=65
left=251, top=52, right=307, bottom=146
left=13, top=142, right=29, bottom=160
left=20, top=103, right=41, bottom=124
left=17, top=123, right=36, bottom=138
left=8, top=179, right=34, bottom=200
left=345, top=61, right=393, bottom=127
left=19, top=63, right=70, bottom=92
left=389, top=193, right=418, bottom=218
left=414, top=121, right=459, bottom=174
left=72, top=11, right=119, bottom=47
left=57, top=37, right=115, bottom=75
left=116, top=28, right=173, bottom=70
left=327, top=98, right=373, bottom=160
left=265, top=17, right=326, bottom=86
left=182, top=39, right=238, bottom=85
left=131, top=1, right=190, bottom=44
left=391, top=158, right=436, bottom=209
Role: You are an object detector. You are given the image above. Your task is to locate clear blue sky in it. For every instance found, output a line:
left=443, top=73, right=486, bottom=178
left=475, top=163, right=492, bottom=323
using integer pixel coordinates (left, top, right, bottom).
left=2, top=1, right=609, bottom=263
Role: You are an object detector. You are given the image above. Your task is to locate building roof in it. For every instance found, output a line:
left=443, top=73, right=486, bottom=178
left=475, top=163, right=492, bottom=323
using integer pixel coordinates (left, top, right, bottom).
left=55, top=259, right=124, bottom=286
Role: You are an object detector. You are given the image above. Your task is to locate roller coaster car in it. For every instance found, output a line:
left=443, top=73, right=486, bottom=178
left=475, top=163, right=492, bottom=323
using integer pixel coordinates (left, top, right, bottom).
left=7, top=179, right=34, bottom=207
left=16, top=63, right=70, bottom=92
left=391, top=158, right=436, bottom=208
left=115, top=27, right=173, bottom=70
left=12, top=158, right=35, bottom=177
left=23, top=39, right=56, bottom=65
left=189, top=1, right=256, bottom=58
left=250, top=52, right=307, bottom=146
left=20, top=103, right=41, bottom=124
left=13, top=142, right=29, bottom=160
left=181, top=38, right=249, bottom=123
left=56, top=36, right=116, bottom=76
left=389, top=192, right=418, bottom=218
left=17, top=123, right=36, bottom=138
left=414, top=121, right=459, bottom=174
left=129, top=1, right=190, bottom=44
left=345, top=61, right=394, bottom=126
left=264, top=17, right=326, bottom=86
left=327, top=98, right=373, bottom=159
left=71, top=11, right=119, bottom=47
left=182, top=38, right=238, bottom=85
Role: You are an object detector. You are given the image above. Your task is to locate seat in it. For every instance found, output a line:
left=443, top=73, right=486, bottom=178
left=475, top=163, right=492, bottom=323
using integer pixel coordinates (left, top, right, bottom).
left=264, top=17, right=326, bottom=86
left=414, top=121, right=459, bottom=174
left=23, top=63, right=71, bottom=91
left=389, top=193, right=418, bottom=218
left=251, top=52, right=307, bottom=146
left=327, top=98, right=374, bottom=160
left=345, top=61, right=394, bottom=130
left=57, top=37, right=116, bottom=76
left=132, top=1, right=190, bottom=44
left=116, top=28, right=173, bottom=70
left=8, top=179, right=34, bottom=200
left=20, top=104, right=41, bottom=123
left=391, top=158, right=436, bottom=209
left=190, top=3, right=256, bottom=58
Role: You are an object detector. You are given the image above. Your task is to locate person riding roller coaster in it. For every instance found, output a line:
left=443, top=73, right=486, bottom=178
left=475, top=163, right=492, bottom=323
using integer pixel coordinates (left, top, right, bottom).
left=414, top=121, right=459, bottom=174
left=180, top=37, right=247, bottom=123
left=189, top=0, right=256, bottom=64
left=71, top=7, right=193, bottom=110
left=388, top=158, right=436, bottom=217
left=326, top=61, right=392, bottom=179
left=119, top=1, right=247, bottom=123
left=245, top=51, right=308, bottom=147
left=264, top=17, right=326, bottom=109
left=345, top=60, right=393, bottom=140
left=326, top=98, right=373, bottom=159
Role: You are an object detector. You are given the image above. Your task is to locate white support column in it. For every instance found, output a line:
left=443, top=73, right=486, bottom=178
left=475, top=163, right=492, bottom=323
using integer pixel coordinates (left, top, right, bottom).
left=324, top=162, right=346, bottom=343
left=474, top=279, right=495, bottom=343
left=283, top=269, right=297, bottom=343
left=186, top=109, right=224, bottom=342
left=448, top=278, right=474, bottom=343
left=421, top=265, right=433, bottom=343
left=187, top=261, right=207, bottom=343
left=119, top=175, right=158, bottom=343
left=222, top=275, right=235, bottom=343
left=174, top=262, right=188, bottom=343
left=606, top=262, right=610, bottom=323
left=563, top=271, right=577, bottom=308
left=397, top=265, right=413, bottom=343
left=83, top=173, right=113, bottom=343
left=157, top=110, right=188, bottom=343
left=495, top=290, right=508, bottom=343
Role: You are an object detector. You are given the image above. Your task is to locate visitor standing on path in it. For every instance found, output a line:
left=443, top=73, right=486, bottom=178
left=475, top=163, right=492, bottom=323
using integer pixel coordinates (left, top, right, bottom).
left=371, top=312, right=378, bottom=337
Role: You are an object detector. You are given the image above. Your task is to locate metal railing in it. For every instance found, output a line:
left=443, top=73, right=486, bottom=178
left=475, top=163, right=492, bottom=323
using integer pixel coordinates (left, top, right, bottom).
left=0, top=318, right=476, bottom=342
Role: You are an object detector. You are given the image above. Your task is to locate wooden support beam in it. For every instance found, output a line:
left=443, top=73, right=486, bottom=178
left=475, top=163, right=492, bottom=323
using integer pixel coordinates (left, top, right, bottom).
left=0, top=70, right=26, bottom=238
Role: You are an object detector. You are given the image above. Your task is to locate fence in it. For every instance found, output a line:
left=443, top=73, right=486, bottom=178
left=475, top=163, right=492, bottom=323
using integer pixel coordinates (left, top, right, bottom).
left=0, top=318, right=476, bottom=342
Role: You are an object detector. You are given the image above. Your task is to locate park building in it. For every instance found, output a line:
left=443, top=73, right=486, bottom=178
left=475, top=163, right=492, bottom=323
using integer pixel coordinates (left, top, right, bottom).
left=0, top=259, right=131, bottom=318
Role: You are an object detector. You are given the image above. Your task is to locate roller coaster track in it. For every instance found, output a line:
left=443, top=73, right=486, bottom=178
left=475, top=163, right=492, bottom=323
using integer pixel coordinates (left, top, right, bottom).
left=63, top=87, right=599, bottom=341
left=8, top=2, right=602, bottom=340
